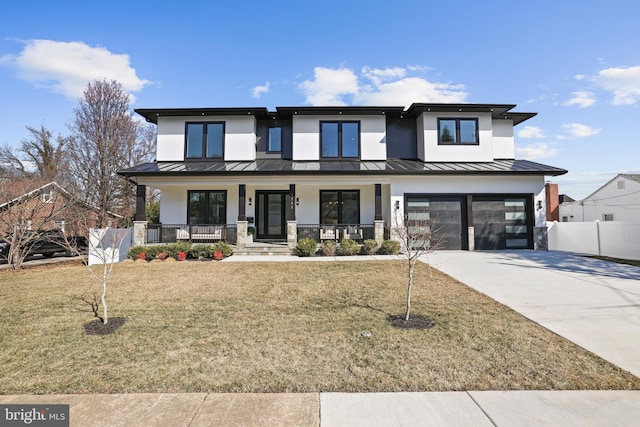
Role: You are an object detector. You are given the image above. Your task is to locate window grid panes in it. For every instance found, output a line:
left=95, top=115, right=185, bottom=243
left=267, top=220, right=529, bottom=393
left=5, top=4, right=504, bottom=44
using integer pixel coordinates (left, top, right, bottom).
left=320, top=190, right=360, bottom=224
left=438, top=118, right=478, bottom=145
left=186, top=122, right=224, bottom=159
left=188, top=191, right=226, bottom=225
left=320, top=121, right=360, bottom=159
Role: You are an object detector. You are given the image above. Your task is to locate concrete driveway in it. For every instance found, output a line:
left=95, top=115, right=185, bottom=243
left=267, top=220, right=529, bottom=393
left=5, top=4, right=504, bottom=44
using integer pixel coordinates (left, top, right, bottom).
left=425, top=250, right=640, bottom=378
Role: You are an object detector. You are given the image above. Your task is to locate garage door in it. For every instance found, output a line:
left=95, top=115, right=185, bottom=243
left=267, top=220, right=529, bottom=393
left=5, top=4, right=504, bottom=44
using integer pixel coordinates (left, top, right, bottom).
left=406, top=196, right=465, bottom=250
left=473, top=197, right=531, bottom=250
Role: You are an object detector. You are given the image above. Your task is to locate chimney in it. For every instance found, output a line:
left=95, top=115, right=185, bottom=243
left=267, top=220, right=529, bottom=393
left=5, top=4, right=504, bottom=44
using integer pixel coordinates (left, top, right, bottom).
left=545, top=182, right=559, bottom=221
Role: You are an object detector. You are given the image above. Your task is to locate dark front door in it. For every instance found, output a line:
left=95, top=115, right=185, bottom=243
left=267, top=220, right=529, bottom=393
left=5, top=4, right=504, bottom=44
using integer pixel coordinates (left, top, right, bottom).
left=256, top=191, right=288, bottom=240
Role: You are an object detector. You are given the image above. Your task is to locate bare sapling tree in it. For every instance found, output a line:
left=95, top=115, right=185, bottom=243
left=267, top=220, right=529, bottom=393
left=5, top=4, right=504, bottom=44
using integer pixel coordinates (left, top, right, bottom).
left=62, top=218, right=131, bottom=325
left=0, top=180, right=75, bottom=270
left=391, top=207, right=444, bottom=321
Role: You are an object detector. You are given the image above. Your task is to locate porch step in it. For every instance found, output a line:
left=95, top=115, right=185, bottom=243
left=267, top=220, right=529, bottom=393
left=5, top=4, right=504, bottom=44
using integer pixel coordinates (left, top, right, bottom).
left=233, top=243, right=295, bottom=256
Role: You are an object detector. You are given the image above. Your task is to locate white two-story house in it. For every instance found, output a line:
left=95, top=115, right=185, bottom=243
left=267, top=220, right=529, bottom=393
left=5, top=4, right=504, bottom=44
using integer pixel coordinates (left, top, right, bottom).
left=119, top=103, right=567, bottom=250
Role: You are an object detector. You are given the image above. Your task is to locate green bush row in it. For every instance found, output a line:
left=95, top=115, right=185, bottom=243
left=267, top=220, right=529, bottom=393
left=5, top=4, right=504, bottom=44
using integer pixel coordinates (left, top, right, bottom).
left=128, top=242, right=233, bottom=261
left=295, top=238, right=401, bottom=257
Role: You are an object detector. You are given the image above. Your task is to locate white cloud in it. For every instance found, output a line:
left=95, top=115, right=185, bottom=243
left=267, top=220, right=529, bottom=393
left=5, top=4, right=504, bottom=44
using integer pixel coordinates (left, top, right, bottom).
left=0, top=39, right=150, bottom=99
left=299, top=67, right=359, bottom=105
left=517, top=126, right=545, bottom=139
left=593, top=65, right=640, bottom=105
left=299, top=66, right=468, bottom=106
left=574, top=74, right=587, bottom=81
left=562, top=123, right=601, bottom=137
left=515, top=142, right=558, bottom=160
left=562, top=91, right=596, bottom=108
left=251, top=82, right=270, bottom=98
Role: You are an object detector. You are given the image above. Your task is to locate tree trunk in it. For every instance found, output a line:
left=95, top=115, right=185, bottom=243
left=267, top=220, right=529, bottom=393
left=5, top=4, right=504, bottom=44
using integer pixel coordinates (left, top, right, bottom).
left=101, top=268, right=109, bottom=324
left=405, top=260, right=415, bottom=321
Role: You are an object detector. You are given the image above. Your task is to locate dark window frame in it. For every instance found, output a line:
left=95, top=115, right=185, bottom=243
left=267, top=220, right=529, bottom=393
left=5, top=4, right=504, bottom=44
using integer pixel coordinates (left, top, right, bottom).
left=437, top=118, right=479, bottom=145
left=185, top=122, right=225, bottom=160
left=267, top=126, right=282, bottom=153
left=187, top=190, right=227, bottom=225
left=319, top=190, right=361, bottom=224
left=320, top=121, right=361, bottom=159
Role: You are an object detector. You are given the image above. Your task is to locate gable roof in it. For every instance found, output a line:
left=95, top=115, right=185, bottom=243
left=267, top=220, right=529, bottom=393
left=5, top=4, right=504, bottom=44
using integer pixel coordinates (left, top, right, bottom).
left=583, top=173, right=640, bottom=200
left=0, top=181, right=122, bottom=218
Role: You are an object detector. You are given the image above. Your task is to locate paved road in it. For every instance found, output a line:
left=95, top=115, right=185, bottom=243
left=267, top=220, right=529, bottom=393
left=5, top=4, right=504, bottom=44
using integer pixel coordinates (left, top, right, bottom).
left=426, top=250, right=640, bottom=378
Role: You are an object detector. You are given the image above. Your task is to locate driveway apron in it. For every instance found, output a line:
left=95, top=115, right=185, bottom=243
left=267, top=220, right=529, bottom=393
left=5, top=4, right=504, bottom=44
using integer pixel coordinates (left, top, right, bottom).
left=424, top=250, right=640, bottom=378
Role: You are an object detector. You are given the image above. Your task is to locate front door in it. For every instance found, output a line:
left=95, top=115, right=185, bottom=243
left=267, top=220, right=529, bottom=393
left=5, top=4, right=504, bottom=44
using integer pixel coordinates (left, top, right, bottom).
left=256, top=191, right=288, bottom=240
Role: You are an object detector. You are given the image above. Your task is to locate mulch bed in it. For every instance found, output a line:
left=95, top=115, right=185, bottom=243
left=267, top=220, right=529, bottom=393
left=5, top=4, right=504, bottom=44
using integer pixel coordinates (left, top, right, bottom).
left=83, top=317, right=127, bottom=335
left=387, top=314, right=435, bottom=330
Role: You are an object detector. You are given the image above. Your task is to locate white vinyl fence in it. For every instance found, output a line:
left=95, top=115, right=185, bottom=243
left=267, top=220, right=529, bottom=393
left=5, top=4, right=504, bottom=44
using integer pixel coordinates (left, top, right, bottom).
left=547, top=221, right=640, bottom=261
left=88, top=227, right=133, bottom=266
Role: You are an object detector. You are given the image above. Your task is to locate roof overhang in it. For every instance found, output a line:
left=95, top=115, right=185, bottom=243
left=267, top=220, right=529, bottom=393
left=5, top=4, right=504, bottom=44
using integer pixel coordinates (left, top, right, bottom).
left=119, top=159, right=567, bottom=179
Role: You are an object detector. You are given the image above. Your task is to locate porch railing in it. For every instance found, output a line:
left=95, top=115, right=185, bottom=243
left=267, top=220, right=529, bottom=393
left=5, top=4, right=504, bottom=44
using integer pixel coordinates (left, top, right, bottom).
left=146, top=224, right=237, bottom=245
left=297, top=224, right=374, bottom=242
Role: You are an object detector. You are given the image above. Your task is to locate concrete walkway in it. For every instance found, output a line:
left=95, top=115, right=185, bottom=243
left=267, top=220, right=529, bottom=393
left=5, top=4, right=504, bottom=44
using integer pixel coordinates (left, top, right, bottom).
left=426, top=250, right=640, bottom=378
left=2, top=391, right=639, bottom=426
left=3, top=250, right=640, bottom=426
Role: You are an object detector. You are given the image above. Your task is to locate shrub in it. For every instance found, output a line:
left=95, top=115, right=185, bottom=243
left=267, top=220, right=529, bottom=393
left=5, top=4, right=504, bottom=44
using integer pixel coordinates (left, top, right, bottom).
left=213, top=250, right=224, bottom=261
left=296, top=238, right=317, bottom=257
left=144, top=245, right=164, bottom=261
left=128, top=246, right=147, bottom=260
left=136, top=251, right=147, bottom=261
left=177, top=251, right=187, bottom=261
left=165, top=242, right=191, bottom=259
left=156, top=252, right=168, bottom=261
left=337, top=238, right=360, bottom=256
left=189, top=244, right=214, bottom=259
left=377, top=239, right=401, bottom=255
left=321, top=240, right=337, bottom=256
left=361, top=239, right=379, bottom=255
left=212, top=241, right=233, bottom=257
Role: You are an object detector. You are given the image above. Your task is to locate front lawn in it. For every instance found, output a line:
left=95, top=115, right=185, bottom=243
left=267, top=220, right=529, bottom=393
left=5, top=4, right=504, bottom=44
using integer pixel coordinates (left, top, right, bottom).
left=1, top=260, right=638, bottom=393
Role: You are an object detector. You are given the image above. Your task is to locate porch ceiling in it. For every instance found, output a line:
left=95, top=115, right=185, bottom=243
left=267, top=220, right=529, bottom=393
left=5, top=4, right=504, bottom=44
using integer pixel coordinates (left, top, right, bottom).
left=119, top=159, right=567, bottom=178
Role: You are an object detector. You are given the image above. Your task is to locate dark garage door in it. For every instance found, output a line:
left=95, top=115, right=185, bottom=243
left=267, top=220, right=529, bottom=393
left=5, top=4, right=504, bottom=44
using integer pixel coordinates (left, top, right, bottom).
left=406, top=196, right=465, bottom=250
left=473, top=197, right=531, bottom=250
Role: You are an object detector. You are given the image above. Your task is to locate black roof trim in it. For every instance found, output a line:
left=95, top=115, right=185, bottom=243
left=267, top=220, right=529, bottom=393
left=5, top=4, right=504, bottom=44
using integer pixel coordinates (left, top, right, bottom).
left=134, top=104, right=536, bottom=125
left=119, top=159, right=567, bottom=178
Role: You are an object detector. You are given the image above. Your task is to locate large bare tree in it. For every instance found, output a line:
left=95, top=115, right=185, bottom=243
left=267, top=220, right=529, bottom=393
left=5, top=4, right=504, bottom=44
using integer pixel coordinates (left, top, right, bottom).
left=0, top=124, right=67, bottom=181
left=66, top=79, right=154, bottom=226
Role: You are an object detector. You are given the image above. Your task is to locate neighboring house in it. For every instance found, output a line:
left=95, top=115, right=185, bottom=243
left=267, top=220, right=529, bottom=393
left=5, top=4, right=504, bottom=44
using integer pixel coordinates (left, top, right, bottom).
left=119, top=103, right=567, bottom=250
left=559, top=174, right=640, bottom=222
left=0, top=180, right=120, bottom=237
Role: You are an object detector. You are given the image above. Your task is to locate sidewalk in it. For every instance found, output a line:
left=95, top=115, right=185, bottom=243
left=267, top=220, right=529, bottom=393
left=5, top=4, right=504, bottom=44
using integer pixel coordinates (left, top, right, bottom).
left=2, top=391, right=639, bottom=426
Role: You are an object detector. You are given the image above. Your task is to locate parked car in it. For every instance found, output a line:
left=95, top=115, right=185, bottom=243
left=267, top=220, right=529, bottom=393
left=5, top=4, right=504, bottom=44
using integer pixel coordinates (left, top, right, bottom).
left=0, top=229, right=87, bottom=259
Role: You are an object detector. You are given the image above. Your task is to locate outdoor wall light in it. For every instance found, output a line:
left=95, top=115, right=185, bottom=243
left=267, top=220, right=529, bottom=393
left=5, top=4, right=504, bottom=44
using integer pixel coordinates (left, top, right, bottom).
left=537, top=200, right=543, bottom=210
left=394, top=200, right=400, bottom=210
left=296, top=197, right=300, bottom=206
left=248, top=197, right=252, bottom=206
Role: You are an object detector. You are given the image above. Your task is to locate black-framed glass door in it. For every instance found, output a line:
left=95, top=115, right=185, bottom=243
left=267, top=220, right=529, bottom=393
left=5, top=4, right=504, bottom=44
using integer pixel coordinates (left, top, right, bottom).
left=256, top=191, right=288, bottom=240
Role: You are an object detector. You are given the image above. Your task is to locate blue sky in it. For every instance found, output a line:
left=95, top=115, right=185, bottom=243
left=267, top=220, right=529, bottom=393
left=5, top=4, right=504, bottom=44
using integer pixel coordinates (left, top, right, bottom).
left=1, top=0, right=639, bottom=199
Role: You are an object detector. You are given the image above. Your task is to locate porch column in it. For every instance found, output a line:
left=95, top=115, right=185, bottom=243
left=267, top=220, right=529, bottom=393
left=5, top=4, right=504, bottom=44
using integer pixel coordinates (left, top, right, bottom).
left=238, top=184, right=246, bottom=221
left=133, top=221, right=147, bottom=247
left=135, top=185, right=146, bottom=222
left=375, top=184, right=383, bottom=221
left=288, top=184, right=296, bottom=220
left=287, top=184, right=297, bottom=249
left=466, top=195, right=474, bottom=251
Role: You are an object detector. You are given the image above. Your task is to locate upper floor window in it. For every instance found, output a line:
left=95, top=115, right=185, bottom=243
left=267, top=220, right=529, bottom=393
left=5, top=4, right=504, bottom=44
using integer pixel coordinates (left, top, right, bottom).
left=186, top=122, right=224, bottom=159
left=438, top=118, right=478, bottom=145
left=268, top=127, right=282, bottom=152
left=320, top=121, right=360, bottom=159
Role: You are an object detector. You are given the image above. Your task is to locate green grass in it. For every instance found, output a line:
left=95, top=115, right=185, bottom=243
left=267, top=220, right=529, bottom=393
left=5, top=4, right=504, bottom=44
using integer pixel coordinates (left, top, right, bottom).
left=1, top=260, right=638, bottom=394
